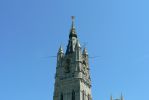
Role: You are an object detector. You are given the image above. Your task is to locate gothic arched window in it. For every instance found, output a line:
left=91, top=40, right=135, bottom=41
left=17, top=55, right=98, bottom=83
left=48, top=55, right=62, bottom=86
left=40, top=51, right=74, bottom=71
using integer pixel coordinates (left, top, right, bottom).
left=72, top=90, right=75, bottom=100
left=60, top=93, right=63, bottom=100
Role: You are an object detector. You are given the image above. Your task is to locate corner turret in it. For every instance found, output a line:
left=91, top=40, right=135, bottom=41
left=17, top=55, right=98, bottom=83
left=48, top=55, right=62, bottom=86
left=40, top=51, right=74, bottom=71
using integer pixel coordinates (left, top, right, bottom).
left=75, top=40, right=82, bottom=61
left=57, top=45, right=64, bottom=68
left=83, top=47, right=88, bottom=56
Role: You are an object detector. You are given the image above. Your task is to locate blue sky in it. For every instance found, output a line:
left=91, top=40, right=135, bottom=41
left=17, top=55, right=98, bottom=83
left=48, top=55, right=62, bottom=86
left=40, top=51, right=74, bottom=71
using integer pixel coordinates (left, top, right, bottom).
left=0, top=0, right=149, bottom=100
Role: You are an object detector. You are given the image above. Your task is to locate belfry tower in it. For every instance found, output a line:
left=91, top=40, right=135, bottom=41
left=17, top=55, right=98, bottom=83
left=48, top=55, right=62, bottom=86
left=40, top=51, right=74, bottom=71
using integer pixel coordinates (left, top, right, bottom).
left=53, top=17, right=92, bottom=100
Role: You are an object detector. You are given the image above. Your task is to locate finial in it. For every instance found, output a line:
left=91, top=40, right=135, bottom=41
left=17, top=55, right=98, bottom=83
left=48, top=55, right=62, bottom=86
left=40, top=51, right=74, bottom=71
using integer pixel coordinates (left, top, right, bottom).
left=69, top=16, right=77, bottom=38
left=71, top=16, right=75, bottom=22
left=71, top=16, right=75, bottom=28
left=83, top=48, right=88, bottom=55
left=58, top=45, right=63, bottom=53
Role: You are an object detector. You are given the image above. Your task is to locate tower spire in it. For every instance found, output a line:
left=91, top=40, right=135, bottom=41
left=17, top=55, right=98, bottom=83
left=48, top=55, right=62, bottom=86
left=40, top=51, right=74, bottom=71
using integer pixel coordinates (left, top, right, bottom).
left=66, top=16, right=79, bottom=55
left=121, top=93, right=124, bottom=100
left=110, top=95, right=113, bottom=100
left=69, top=16, right=77, bottom=38
left=58, top=45, right=63, bottom=53
left=54, top=17, right=92, bottom=100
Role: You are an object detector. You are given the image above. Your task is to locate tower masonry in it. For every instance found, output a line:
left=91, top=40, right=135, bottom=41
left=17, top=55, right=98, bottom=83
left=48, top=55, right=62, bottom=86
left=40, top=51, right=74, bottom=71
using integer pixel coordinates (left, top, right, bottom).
left=53, top=17, right=92, bottom=100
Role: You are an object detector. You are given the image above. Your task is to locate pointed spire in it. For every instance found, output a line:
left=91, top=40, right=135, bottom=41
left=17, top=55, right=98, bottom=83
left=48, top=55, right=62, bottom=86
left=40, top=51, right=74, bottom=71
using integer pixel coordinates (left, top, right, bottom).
left=75, top=40, right=81, bottom=48
left=83, top=48, right=88, bottom=55
left=58, top=45, right=64, bottom=53
left=110, top=95, right=113, bottom=100
left=69, top=16, right=77, bottom=38
left=121, top=93, right=124, bottom=100
left=66, top=16, right=79, bottom=55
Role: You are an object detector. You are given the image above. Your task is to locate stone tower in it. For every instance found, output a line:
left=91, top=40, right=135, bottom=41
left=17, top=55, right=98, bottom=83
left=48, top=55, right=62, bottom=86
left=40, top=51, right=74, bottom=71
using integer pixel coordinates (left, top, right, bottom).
left=53, top=17, right=92, bottom=100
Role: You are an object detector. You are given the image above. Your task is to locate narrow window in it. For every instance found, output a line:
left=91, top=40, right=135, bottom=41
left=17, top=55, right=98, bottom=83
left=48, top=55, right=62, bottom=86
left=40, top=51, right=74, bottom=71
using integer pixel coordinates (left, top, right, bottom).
left=60, top=93, right=63, bottom=100
left=72, top=90, right=75, bottom=100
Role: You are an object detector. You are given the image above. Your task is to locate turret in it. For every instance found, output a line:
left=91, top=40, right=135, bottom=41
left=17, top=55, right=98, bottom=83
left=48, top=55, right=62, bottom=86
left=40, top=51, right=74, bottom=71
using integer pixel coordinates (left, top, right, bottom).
left=57, top=45, right=64, bottom=67
left=83, top=47, right=88, bottom=56
left=82, top=48, right=89, bottom=68
left=75, top=40, right=81, bottom=61
left=74, top=40, right=82, bottom=76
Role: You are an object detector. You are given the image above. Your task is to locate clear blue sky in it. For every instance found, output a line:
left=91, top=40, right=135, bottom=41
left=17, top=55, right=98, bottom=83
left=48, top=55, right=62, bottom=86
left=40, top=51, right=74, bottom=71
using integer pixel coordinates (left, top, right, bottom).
left=0, top=0, right=149, bottom=100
